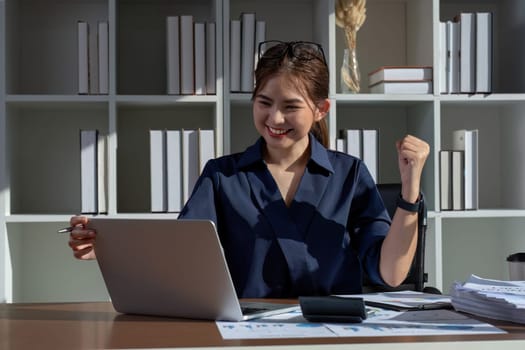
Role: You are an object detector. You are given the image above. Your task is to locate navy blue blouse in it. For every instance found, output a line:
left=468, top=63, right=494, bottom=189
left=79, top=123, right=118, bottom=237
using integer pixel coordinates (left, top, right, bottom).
left=179, top=134, right=391, bottom=298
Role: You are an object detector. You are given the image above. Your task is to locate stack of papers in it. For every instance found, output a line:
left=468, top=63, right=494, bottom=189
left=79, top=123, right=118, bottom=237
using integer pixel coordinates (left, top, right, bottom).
left=450, top=274, right=525, bottom=324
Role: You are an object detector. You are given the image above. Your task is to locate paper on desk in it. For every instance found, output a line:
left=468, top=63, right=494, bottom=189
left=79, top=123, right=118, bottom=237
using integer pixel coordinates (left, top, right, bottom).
left=216, top=306, right=505, bottom=339
left=450, top=274, right=525, bottom=324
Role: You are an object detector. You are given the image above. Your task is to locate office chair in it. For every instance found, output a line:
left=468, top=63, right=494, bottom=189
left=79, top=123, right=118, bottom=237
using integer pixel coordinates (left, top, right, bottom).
left=363, top=183, right=439, bottom=293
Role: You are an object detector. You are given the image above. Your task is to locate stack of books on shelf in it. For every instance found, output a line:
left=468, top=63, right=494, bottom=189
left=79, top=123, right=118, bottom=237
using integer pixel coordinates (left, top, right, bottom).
left=230, top=13, right=266, bottom=93
left=439, top=129, right=479, bottom=211
left=80, top=130, right=107, bottom=214
left=166, top=16, right=216, bottom=95
left=368, top=66, right=433, bottom=94
left=450, top=274, right=525, bottom=324
left=150, top=129, right=215, bottom=213
left=439, top=12, right=493, bottom=94
left=77, top=20, right=109, bottom=95
left=336, top=129, right=379, bottom=182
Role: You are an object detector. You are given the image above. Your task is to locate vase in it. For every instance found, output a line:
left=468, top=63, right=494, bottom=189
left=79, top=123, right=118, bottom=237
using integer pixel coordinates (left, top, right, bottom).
left=341, top=47, right=361, bottom=94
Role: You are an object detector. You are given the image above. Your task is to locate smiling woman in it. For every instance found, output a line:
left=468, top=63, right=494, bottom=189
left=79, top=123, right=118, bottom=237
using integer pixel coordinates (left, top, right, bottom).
left=68, top=40, right=429, bottom=299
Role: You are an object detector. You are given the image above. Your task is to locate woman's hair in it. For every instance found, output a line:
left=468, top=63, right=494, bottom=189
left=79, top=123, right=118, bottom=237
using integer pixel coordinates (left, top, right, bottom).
left=252, top=42, right=330, bottom=148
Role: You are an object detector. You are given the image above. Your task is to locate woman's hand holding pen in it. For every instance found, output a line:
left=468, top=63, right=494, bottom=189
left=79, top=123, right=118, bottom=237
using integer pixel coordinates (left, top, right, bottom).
left=68, top=215, right=97, bottom=260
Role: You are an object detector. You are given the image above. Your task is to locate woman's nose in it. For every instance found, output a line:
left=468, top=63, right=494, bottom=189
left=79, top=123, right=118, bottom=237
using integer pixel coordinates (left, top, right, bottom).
left=267, top=107, right=285, bottom=124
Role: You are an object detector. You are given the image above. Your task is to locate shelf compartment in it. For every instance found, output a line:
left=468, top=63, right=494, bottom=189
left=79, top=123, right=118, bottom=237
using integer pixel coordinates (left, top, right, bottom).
left=116, top=104, right=216, bottom=213
left=440, top=100, right=525, bottom=210
left=440, top=0, right=525, bottom=94
left=5, top=0, right=109, bottom=95
left=335, top=101, right=436, bottom=208
left=335, top=0, right=434, bottom=94
left=7, top=102, right=109, bottom=215
left=117, top=0, right=219, bottom=95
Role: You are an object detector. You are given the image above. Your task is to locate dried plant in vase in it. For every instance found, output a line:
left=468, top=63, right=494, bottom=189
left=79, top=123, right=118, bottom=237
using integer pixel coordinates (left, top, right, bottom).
left=336, top=0, right=367, bottom=93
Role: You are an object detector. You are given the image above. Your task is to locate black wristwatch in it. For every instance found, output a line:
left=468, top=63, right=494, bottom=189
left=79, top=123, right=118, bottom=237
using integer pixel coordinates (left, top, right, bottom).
left=396, top=194, right=421, bottom=213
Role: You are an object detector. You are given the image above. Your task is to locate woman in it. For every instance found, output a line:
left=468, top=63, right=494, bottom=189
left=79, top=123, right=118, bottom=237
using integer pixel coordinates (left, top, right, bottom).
left=69, top=40, right=430, bottom=298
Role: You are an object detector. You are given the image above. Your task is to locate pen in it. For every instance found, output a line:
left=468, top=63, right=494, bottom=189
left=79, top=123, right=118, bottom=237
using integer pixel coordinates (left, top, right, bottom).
left=57, top=227, right=74, bottom=234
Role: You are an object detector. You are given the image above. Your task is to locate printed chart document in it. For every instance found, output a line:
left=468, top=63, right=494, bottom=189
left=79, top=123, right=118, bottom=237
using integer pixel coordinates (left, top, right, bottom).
left=217, top=305, right=504, bottom=339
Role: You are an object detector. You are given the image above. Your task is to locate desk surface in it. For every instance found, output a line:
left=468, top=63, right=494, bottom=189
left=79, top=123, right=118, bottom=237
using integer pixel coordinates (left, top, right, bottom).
left=1, top=301, right=525, bottom=350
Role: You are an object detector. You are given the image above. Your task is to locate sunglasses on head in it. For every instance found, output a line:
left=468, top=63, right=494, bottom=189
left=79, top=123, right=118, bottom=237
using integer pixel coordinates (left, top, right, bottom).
left=257, top=40, right=327, bottom=66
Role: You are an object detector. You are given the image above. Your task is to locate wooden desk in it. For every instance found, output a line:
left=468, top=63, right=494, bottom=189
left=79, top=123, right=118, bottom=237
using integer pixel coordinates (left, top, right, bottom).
left=1, top=302, right=525, bottom=349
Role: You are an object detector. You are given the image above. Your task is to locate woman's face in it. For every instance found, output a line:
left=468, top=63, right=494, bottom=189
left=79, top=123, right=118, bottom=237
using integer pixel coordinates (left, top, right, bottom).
left=252, top=74, right=326, bottom=154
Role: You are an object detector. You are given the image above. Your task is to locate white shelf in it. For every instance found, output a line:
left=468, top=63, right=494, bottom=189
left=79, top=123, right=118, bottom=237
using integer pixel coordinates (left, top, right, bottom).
left=2, top=0, right=525, bottom=301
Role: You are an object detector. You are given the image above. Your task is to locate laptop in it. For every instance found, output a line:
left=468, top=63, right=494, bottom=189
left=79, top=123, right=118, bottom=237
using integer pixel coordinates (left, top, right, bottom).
left=88, top=218, right=298, bottom=321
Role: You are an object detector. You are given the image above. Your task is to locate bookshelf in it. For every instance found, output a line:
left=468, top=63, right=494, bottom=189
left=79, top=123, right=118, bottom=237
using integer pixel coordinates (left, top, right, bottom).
left=1, top=0, right=525, bottom=302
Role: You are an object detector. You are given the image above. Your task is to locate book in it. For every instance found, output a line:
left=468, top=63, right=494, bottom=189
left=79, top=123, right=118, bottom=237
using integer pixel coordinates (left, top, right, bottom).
left=80, top=130, right=98, bottom=214
left=451, top=150, right=465, bottom=210
left=368, top=66, right=433, bottom=87
left=447, top=20, right=460, bottom=93
left=439, top=150, right=452, bottom=211
left=180, top=15, right=194, bottom=95
left=369, top=80, right=432, bottom=94
left=206, top=22, right=216, bottom=95
left=97, top=132, right=107, bottom=214
left=457, top=13, right=476, bottom=94
left=166, top=130, right=182, bottom=212
left=476, top=12, right=493, bottom=93
left=453, top=129, right=479, bottom=210
left=335, top=137, right=346, bottom=152
left=254, top=21, right=266, bottom=70
left=198, top=129, right=215, bottom=173
left=230, top=20, right=241, bottom=92
left=98, top=21, right=109, bottom=95
left=439, top=21, right=448, bottom=94
left=150, top=130, right=167, bottom=212
left=345, top=129, right=362, bottom=159
left=166, top=16, right=180, bottom=95
left=182, top=129, right=199, bottom=202
left=77, top=21, right=89, bottom=94
left=88, top=21, right=99, bottom=94
left=194, top=22, right=206, bottom=95
left=362, top=129, right=378, bottom=182
left=240, top=13, right=256, bottom=92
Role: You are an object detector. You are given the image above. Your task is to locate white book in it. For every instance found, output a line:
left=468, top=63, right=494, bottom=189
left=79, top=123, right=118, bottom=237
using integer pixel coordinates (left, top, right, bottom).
left=362, top=129, right=378, bottom=182
left=458, top=13, right=476, bottom=94
left=451, top=150, right=465, bottom=210
left=447, top=20, right=460, bottom=93
left=194, top=22, right=206, bottom=95
left=368, top=66, right=433, bottom=87
left=206, top=22, right=216, bottom=95
left=453, top=129, right=479, bottom=210
left=240, top=13, right=256, bottom=92
left=254, top=21, right=266, bottom=70
left=182, top=129, right=199, bottom=202
left=150, top=130, right=167, bottom=212
left=88, top=21, right=99, bottom=94
left=476, top=12, right=493, bottom=93
left=77, top=21, right=89, bottom=94
left=336, top=138, right=346, bottom=152
left=198, top=129, right=215, bottom=173
left=230, top=20, right=241, bottom=92
left=345, top=129, right=362, bottom=159
left=97, top=133, right=107, bottom=214
left=166, top=16, right=180, bottom=95
left=439, top=21, right=448, bottom=94
left=439, top=150, right=452, bottom=211
left=369, top=81, right=432, bottom=94
left=166, top=130, right=182, bottom=213
left=80, top=130, right=98, bottom=214
left=180, top=15, right=194, bottom=95
left=98, top=21, right=109, bottom=95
